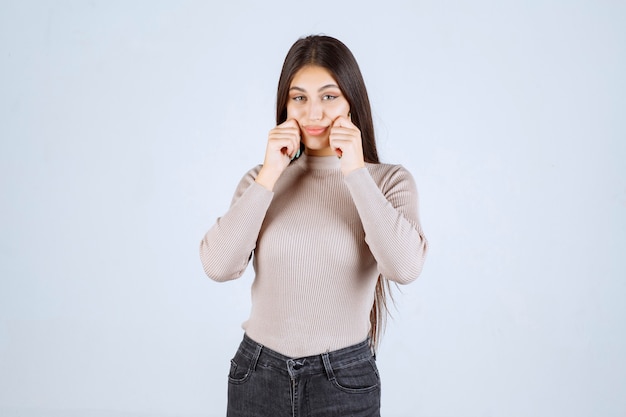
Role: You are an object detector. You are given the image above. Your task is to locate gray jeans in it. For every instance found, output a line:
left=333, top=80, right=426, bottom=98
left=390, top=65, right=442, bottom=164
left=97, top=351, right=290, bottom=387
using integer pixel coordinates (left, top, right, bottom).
left=227, top=334, right=381, bottom=417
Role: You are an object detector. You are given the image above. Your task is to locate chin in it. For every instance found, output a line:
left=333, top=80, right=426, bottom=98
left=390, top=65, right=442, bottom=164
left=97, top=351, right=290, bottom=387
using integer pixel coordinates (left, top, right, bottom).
left=303, top=137, right=330, bottom=150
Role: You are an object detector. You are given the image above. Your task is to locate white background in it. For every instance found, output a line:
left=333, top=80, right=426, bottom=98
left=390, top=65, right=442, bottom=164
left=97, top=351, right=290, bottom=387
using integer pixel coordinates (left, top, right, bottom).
left=1, top=1, right=624, bottom=416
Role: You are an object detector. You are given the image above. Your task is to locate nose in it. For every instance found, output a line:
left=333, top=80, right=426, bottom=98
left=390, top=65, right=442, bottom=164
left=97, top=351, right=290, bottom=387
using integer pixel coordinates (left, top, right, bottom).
left=308, top=100, right=323, bottom=121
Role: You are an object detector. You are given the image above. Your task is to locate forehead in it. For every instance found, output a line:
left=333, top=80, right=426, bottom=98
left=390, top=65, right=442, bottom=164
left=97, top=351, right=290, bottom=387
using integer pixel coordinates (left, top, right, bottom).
left=290, top=65, right=337, bottom=88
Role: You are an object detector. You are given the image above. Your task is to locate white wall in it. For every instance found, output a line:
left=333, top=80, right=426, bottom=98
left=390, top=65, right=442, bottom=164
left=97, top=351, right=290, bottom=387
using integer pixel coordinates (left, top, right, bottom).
left=1, top=1, right=624, bottom=416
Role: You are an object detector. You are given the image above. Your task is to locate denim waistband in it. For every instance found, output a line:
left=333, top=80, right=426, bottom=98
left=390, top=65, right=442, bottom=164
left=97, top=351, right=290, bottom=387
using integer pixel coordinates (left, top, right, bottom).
left=238, top=334, right=374, bottom=379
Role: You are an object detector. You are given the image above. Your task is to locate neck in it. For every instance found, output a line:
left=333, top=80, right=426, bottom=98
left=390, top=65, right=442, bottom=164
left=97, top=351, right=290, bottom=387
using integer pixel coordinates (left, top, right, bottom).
left=305, top=147, right=336, bottom=157
left=299, top=152, right=341, bottom=170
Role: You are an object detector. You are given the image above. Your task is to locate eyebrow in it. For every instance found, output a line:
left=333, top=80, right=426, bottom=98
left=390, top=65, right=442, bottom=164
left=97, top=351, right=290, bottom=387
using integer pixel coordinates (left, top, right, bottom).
left=289, top=84, right=340, bottom=93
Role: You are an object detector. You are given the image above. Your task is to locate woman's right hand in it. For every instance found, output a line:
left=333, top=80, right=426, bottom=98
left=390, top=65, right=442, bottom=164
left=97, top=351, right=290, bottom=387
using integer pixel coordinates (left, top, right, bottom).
left=255, top=119, right=301, bottom=191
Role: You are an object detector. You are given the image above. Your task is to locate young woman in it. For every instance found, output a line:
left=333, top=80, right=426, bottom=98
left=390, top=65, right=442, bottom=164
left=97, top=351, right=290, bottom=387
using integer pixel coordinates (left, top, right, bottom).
left=200, top=35, right=427, bottom=417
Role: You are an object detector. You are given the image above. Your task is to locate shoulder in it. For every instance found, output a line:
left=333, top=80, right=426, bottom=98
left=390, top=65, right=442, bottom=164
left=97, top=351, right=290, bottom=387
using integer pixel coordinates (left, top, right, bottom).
left=364, top=162, right=417, bottom=194
left=230, top=164, right=264, bottom=202
left=240, top=164, right=264, bottom=184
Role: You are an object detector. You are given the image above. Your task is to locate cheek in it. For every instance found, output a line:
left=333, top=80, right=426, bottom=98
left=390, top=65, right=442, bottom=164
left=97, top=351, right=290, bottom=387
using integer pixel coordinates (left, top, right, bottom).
left=327, top=102, right=350, bottom=119
left=286, top=104, right=303, bottom=119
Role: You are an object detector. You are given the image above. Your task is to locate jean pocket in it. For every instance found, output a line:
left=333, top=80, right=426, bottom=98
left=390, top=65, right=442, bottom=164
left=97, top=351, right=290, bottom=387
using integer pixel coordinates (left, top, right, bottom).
left=228, top=350, right=254, bottom=385
left=331, top=357, right=380, bottom=394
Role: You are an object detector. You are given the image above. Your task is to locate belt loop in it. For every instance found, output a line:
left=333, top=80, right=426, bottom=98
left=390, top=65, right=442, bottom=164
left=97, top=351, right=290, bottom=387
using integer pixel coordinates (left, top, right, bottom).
left=321, top=352, right=335, bottom=381
left=250, top=342, right=262, bottom=372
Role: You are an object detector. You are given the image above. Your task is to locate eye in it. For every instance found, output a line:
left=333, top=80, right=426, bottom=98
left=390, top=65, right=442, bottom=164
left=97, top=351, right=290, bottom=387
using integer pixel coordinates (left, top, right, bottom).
left=291, top=96, right=306, bottom=102
left=322, top=94, right=338, bottom=101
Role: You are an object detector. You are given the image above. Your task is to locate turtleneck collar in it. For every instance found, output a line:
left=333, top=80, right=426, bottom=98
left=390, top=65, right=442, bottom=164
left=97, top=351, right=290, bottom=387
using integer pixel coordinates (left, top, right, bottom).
left=296, top=152, right=341, bottom=170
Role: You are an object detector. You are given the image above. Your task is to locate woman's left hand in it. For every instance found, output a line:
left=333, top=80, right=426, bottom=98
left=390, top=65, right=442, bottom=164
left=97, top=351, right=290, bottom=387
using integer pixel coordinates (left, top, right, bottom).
left=330, top=115, right=365, bottom=176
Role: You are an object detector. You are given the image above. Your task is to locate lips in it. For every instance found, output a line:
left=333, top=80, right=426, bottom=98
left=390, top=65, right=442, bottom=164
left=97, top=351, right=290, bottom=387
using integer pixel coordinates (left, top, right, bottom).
left=304, top=126, right=328, bottom=136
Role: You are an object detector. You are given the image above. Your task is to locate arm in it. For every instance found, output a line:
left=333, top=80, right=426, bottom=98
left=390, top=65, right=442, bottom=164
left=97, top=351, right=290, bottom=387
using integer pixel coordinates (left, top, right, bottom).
left=199, top=119, right=300, bottom=282
left=344, top=165, right=428, bottom=284
left=199, top=168, right=273, bottom=282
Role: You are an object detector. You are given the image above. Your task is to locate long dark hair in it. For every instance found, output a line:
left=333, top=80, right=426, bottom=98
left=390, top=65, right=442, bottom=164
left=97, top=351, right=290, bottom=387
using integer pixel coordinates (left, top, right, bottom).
left=275, top=35, right=390, bottom=350
left=276, top=35, right=379, bottom=164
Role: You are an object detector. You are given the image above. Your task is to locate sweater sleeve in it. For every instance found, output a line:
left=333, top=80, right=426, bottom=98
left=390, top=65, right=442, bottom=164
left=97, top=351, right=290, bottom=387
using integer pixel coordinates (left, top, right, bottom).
left=199, top=167, right=274, bottom=282
left=343, top=165, right=428, bottom=284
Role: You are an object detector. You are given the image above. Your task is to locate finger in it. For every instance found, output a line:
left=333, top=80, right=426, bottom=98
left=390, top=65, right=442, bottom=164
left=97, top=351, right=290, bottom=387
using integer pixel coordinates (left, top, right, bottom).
left=285, top=119, right=303, bottom=151
left=271, top=129, right=300, bottom=140
left=329, top=127, right=356, bottom=138
left=270, top=119, right=301, bottom=159
left=270, top=127, right=300, bottom=146
left=330, top=132, right=360, bottom=160
left=269, top=131, right=300, bottom=141
left=270, top=135, right=300, bottom=158
left=279, top=118, right=298, bottom=128
left=332, top=145, right=343, bottom=159
left=273, top=120, right=301, bottom=140
left=279, top=119, right=304, bottom=138
left=332, top=115, right=354, bottom=128
left=329, top=136, right=346, bottom=159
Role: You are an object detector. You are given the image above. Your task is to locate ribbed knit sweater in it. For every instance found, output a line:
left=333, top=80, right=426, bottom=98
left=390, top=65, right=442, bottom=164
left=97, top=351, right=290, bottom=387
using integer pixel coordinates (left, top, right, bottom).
left=200, top=153, right=427, bottom=357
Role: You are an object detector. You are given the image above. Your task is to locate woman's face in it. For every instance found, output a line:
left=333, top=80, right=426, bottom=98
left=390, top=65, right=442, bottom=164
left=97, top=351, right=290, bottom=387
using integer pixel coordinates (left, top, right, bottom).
left=286, top=65, right=350, bottom=156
